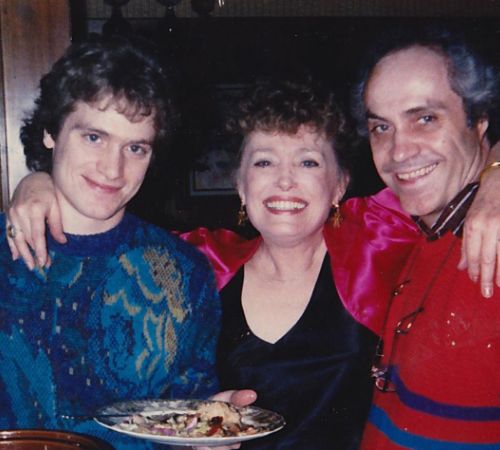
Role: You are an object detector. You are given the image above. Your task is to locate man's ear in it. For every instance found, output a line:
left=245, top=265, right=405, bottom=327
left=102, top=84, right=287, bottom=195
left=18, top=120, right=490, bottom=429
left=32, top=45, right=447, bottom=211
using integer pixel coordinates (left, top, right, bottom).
left=476, top=117, right=489, bottom=142
left=43, top=130, right=55, bottom=149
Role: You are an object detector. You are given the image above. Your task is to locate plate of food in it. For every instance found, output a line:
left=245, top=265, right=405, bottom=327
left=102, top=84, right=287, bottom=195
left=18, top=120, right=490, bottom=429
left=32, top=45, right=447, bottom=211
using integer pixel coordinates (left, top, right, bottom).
left=94, top=399, right=285, bottom=446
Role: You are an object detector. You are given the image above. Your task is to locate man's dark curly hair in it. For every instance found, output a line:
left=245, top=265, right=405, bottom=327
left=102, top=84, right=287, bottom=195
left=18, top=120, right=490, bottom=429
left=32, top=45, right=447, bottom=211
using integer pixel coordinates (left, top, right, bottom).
left=21, top=36, right=178, bottom=173
left=228, top=78, right=355, bottom=175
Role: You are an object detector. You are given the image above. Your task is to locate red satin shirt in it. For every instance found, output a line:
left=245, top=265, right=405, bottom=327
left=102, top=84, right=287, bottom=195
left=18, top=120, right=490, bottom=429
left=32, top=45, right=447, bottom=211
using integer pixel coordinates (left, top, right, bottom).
left=180, top=188, right=419, bottom=336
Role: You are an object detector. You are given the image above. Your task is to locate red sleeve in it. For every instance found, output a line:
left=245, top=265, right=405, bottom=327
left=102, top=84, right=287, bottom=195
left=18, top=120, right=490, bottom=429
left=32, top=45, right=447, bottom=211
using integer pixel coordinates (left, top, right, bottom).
left=179, top=228, right=260, bottom=291
left=325, top=188, right=420, bottom=335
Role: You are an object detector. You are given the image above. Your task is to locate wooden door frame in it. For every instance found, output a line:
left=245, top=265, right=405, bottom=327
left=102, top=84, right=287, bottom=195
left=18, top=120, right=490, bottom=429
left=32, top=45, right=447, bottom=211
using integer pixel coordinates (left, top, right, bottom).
left=0, top=0, right=71, bottom=210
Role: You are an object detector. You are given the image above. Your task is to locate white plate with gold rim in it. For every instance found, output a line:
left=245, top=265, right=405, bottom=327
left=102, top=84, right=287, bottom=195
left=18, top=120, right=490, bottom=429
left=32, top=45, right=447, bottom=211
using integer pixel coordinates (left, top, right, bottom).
left=95, top=399, right=285, bottom=447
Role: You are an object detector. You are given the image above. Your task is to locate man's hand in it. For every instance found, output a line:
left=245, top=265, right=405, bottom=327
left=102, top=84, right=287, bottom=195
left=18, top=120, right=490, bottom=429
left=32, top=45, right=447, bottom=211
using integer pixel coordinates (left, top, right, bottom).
left=6, top=172, right=64, bottom=270
left=459, top=144, right=500, bottom=297
left=190, top=390, right=257, bottom=450
left=460, top=175, right=500, bottom=298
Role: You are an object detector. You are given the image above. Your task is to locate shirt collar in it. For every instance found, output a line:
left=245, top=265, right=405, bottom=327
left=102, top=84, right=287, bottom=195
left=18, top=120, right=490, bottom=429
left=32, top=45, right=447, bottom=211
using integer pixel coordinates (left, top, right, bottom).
left=47, top=213, right=136, bottom=257
left=412, top=183, right=478, bottom=241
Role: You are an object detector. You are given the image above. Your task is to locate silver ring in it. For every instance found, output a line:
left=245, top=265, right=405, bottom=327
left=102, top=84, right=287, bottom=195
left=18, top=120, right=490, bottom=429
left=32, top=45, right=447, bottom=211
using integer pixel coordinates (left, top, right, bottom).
left=6, top=224, right=19, bottom=239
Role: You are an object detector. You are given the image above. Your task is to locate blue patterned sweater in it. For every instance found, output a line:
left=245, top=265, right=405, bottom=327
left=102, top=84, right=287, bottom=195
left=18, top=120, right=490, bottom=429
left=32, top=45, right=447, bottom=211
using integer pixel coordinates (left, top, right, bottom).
left=0, top=213, right=220, bottom=449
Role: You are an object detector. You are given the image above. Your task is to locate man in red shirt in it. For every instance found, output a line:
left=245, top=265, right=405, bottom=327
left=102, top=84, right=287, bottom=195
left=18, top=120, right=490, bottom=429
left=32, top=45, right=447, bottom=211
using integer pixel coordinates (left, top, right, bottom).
left=353, top=28, right=500, bottom=449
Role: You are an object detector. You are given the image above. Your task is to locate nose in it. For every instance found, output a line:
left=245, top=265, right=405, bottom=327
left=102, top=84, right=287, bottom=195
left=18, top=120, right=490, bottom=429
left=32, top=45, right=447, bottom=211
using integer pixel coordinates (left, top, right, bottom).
left=390, top=130, right=420, bottom=162
left=276, top=164, right=297, bottom=191
left=97, top=147, right=124, bottom=180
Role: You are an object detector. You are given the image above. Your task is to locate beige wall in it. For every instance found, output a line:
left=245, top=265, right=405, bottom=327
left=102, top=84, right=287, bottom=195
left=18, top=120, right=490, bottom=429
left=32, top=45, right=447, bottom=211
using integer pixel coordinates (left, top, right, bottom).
left=87, top=0, right=500, bottom=18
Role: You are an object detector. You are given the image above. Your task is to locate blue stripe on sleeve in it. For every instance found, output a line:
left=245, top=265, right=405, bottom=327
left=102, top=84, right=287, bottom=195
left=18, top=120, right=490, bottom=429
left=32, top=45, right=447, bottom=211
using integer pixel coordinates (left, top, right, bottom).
left=369, top=405, right=500, bottom=449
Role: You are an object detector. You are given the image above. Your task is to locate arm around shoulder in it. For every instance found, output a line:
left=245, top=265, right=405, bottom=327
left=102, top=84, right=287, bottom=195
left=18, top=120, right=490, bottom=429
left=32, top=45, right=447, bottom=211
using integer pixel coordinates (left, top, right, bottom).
left=461, top=141, right=500, bottom=297
left=7, top=172, right=63, bottom=269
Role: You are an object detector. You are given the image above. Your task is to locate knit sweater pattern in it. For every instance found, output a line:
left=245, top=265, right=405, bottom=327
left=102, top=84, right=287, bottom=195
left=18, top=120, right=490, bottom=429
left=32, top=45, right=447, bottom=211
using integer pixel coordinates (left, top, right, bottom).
left=0, top=213, right=220, bottom=449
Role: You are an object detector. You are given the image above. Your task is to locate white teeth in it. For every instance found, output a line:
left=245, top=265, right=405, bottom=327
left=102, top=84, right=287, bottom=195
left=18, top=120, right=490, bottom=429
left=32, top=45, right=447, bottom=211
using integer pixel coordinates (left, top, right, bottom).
left=266, top=201, right=306, bottom=211
left=397, top=163, right=437, bottom=180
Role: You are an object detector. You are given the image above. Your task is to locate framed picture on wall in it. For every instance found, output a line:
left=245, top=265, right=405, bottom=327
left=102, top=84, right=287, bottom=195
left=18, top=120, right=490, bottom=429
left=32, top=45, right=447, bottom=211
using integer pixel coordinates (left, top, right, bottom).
left=190, top=146, right=238, bottom=195
left=189, top=84, right=246, bottom=196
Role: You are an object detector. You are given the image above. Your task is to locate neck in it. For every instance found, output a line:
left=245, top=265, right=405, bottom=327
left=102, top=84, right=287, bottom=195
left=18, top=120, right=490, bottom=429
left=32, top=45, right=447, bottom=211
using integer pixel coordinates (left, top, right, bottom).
left=421, top=150, right=489, bottom=227
left=62, top=214, right=124, bottom=235
left=57, top=192, right=125, bottom=235
left=251, top=232, right=326, bottom=281
left=414, top=183, right=479, bottom=239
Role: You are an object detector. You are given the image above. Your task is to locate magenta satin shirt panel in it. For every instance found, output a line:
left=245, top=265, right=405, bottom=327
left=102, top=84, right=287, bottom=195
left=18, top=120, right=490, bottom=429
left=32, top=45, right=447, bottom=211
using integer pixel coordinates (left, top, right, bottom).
left=326, top=188, right=420, bottom=335
left=179, top=188, right=420, bottom=336
left=179, top=227, right=261, bottom=291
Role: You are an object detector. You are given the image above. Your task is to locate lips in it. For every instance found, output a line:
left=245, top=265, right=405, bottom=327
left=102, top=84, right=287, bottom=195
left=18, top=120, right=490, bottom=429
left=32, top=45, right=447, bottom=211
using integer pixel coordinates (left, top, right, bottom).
left=83, top=176, right=122, bottom=193
left=396, top=162, right=438, bottom=181
left=264, top=197, right=307, bottom=212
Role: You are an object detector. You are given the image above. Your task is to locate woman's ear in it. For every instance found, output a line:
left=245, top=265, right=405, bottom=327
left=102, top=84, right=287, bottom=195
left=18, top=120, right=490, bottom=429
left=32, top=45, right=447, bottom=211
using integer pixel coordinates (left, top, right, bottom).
left=235, top=168, right=246, bottom=205
left=237, top=183, right=246, bottom=206
left=333, top=171, right=350, bottom=204
left=43, top=130, right=55, bottom=149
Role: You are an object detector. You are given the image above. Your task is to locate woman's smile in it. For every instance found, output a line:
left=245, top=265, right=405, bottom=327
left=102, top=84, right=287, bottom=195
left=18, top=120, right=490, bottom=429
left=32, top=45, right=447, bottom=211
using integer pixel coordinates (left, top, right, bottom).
left=264, top=196, right=308, bottom=214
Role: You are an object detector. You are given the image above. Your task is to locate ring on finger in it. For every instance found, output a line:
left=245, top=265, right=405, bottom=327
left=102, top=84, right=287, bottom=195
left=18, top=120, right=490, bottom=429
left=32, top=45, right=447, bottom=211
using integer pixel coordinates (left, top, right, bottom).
left=6, top=224, right=21, bottom=239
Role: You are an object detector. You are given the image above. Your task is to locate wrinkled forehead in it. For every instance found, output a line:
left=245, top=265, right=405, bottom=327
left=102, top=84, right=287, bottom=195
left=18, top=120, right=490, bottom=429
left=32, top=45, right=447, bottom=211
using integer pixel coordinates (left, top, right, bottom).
left=365, top=46, right=456, bottom=109
left=368, top=45, right=451, bottom=92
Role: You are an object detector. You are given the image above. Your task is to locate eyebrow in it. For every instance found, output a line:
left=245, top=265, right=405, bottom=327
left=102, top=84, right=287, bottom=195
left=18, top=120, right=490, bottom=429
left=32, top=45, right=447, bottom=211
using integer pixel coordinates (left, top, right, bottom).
left=299, top=147, right=322, bottom=153
left=249, top=146, right=324, bottom=156
left=71, top=123, right=109, bottom=136
left=406, top=100, right=448, bottom=114
left=366, top=100, right=448, bottom=121
left=71, top=123, right=153, bottom=145
left=249, top=146, right=272, bottom=152
left=366, top=110, right=385, bottom=121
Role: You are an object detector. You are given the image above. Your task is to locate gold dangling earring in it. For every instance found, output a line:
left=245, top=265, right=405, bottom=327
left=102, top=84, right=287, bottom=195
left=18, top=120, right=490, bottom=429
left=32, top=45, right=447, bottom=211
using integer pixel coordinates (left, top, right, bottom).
left=330, top=203, right=342, bottom=228
left=237, top=204, right=248, bottom=226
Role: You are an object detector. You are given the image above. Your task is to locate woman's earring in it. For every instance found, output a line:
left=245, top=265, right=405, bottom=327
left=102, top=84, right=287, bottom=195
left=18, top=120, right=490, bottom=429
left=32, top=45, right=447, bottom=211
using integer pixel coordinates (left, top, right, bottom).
left=330, top=203, right=342, bottom=228
left=237, top=204, right=248, bottom=226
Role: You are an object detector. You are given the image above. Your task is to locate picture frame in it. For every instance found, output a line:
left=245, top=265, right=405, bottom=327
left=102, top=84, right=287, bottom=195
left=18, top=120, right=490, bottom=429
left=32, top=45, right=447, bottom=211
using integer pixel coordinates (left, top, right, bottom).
left=189, top=84, right=247, bottom=196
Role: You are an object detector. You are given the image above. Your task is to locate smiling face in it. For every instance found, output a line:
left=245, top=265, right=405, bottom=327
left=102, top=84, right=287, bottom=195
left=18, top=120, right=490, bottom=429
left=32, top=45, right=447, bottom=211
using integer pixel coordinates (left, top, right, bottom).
left=237, top=125, right=347, bottom=247
left=364, top=46, right=489, bottom=226
left=43, top=97, right=155, bottom=234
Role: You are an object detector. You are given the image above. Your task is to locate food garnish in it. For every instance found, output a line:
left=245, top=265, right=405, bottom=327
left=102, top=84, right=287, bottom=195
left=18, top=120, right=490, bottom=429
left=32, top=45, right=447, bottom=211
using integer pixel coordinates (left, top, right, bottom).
left=116, top=401, right=260, bottom=438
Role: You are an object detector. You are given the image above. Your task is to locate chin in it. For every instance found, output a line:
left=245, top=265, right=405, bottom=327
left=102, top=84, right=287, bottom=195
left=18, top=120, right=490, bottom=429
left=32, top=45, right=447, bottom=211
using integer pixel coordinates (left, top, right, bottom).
left=399, top=199, right=436, bottom=220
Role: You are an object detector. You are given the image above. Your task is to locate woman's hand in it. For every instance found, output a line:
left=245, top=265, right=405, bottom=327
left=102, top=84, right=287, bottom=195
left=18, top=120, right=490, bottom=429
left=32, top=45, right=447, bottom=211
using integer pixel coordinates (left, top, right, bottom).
left=184, top=390, right=257, bottom=450
left=6, top=172, right=63, bottom=270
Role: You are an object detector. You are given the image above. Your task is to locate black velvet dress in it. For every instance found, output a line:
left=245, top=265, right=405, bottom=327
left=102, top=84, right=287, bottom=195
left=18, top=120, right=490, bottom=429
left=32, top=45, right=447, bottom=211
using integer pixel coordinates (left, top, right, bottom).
left=217, top=256, right=378, bottom=450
